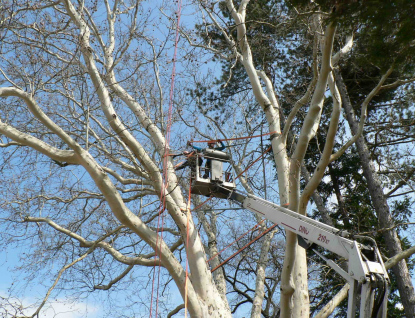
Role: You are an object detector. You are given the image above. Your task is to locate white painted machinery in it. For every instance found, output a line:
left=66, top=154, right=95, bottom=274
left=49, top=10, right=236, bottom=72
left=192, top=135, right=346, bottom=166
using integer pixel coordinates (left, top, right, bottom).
left=191, top=150, right=389, bottom=318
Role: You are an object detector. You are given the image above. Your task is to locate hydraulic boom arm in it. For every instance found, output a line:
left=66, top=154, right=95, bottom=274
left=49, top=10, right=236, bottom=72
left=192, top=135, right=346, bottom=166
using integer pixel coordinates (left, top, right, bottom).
left=228, top=190, right=389, bottom=318
left=188, top=149, right=388, bottom=317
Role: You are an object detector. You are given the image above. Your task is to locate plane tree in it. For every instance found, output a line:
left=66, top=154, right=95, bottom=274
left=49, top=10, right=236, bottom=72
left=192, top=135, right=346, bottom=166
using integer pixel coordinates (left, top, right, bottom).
left=183, top=0, right=415, bottom=317
left=0, top=0, right=233, bottom=317
left=1, top=1, right=415, bottom=318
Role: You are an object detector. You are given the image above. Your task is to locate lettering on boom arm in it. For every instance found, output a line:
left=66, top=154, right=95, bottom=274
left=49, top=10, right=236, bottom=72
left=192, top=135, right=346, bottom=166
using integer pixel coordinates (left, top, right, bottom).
left=318, top=234, right=330, bottom=244
left=299, top=225, right=330, bottom=245
left=299, top=225, right=309, bottom=235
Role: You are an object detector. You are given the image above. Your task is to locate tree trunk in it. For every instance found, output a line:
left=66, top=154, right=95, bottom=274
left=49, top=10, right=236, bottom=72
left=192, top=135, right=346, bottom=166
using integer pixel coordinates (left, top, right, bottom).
left=251, top=231, right=276, bottom=318
left=336, top=70, right=415, bottom=318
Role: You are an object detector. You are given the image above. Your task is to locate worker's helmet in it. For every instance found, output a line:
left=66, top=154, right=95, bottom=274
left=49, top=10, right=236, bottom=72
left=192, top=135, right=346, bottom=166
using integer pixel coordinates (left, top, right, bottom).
left=183, top=150, right=190, bottom=155
left=208, top=140, right=216, bottom=145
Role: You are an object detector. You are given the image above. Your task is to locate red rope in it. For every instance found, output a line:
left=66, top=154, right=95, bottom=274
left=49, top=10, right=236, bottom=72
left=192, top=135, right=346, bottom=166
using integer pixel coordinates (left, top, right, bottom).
left=189, top=131, right=279, bottom=143
left=207, top=219, right=266, bottom=263
left=210, top=224, right=277, bottom=273
left=191, top=195, right=213, bottom=212
left=150, top=0, right=182, bottom=316
left=235, top=146, right=272, bottom=180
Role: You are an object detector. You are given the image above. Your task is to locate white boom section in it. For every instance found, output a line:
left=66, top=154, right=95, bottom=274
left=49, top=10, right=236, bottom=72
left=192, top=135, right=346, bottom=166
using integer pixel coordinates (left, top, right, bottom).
left=191, top=150, right=388, bottom=318
left=241, top=194, right=387, bottom=282
left=229, top=192, right=389, bottom=318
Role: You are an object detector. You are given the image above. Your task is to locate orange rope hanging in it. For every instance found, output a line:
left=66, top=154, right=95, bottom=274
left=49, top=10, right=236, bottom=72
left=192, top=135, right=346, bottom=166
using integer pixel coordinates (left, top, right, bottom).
left=191, top=195, right=213, bottom=212
left=188, top=131, right=280, bottom=143
left=210, top=224, right=278, bottom=273
left=235, top=145, right=273, bottom=180
left=206, top=219, right=266, bottom=264
left=150, top=0, right=182, bottom=316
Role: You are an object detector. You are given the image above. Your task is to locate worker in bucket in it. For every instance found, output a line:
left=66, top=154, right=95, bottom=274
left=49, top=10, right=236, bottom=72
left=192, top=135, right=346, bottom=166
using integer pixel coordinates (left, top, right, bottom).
left=188, top=139, right=226, bottom=152
left=174, top=150, right=202, bottom=172
left=188, top=140, right=226, bottom=178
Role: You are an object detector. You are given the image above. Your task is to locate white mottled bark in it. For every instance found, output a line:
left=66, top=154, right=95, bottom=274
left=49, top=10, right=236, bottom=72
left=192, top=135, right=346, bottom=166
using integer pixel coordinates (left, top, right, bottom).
left=224, top=1, right=290, bottom=316
left=60, top=1, right=232, bottom=315
left=283, top=23, right=336, bottom=318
